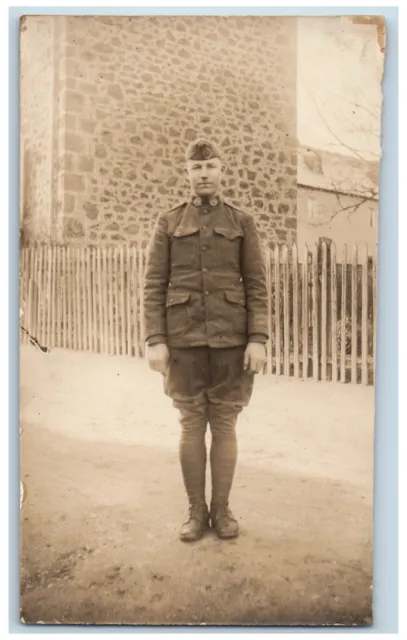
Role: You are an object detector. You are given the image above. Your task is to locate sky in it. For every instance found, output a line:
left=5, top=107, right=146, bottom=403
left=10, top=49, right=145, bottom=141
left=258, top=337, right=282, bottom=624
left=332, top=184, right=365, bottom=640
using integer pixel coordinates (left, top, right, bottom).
left=297, top=16, right=384, bottom=162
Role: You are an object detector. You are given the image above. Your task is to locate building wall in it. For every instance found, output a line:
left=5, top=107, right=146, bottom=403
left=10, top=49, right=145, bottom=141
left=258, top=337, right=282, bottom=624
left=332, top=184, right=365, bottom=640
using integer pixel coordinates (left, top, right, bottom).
left=297, top=186, right=378, bottom=260
left=22, top=15, right=298, bottom=246
left=20, top=17, right=55, bottom=241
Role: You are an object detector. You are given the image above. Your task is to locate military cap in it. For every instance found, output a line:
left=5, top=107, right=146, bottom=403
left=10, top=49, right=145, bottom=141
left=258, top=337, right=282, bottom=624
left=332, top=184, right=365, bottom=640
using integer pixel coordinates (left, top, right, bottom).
left=185, top=138, right=221, bottom=162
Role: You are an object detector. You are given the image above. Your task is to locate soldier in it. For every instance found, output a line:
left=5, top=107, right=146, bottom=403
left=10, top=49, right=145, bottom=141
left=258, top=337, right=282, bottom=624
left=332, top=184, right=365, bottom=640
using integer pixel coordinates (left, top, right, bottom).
left=143, top=139, right=268, bottom=542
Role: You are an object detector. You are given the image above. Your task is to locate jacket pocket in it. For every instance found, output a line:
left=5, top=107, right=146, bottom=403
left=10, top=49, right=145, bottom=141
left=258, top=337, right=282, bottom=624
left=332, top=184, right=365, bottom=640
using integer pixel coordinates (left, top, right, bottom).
left=166, top=291, right=191, bottom=307
left=213, top=227, right=244, bottom=241
left=225, top=291, right=246, bottom=307
left=166, top=291, right=192, bottom=337
left=171, top=227, right=199, bottom=267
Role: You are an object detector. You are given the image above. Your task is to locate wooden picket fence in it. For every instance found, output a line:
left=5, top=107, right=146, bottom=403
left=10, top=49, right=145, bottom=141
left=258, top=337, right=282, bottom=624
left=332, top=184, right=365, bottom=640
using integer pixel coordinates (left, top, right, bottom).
left=19, top=242, right=377, bottom=385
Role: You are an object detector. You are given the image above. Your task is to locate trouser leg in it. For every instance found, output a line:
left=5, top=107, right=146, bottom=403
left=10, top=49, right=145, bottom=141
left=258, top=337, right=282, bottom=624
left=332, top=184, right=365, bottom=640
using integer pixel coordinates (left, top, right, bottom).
left=207, top=346, right=254, bottom=507
left=178, top=403, right=208, bottom=506
left=208, top=405, right=239, bottom=507
left=163, top=347, right=210, bottom=506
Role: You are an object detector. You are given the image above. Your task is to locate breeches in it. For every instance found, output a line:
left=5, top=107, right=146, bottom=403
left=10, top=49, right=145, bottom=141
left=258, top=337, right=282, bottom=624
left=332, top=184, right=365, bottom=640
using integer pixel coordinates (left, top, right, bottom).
left=163, top=345, right=254, bottom=410
left=163, top=346, right=254, bottom=505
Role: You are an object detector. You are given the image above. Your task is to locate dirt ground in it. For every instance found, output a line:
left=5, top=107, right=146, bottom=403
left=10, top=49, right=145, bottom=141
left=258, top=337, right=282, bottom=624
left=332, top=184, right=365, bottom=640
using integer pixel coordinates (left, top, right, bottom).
left=19, top=344, right=374, bottom=627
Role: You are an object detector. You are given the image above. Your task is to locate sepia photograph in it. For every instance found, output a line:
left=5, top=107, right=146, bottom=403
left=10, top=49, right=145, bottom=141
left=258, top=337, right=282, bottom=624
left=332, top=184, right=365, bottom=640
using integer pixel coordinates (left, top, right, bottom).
left=19, top=14, right=385, bottom=626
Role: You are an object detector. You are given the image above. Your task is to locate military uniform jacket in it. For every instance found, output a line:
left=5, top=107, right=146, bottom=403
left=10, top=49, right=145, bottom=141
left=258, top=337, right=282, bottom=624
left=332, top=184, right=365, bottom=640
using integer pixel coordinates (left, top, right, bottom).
left=143, top=197, right=269, bottom=349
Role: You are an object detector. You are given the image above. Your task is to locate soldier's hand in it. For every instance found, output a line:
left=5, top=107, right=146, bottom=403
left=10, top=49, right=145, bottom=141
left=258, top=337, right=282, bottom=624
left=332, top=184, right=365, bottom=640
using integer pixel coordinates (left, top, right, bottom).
left=147, top=343, right=169, bottom=375
left=244, top=342, right=267, bottom=374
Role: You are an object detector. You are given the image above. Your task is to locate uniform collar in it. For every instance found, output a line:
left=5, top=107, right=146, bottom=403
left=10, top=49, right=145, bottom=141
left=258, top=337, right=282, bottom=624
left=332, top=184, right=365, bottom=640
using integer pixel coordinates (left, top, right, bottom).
left=191, top=195, right=221, bottom=208
left=175, top=196, right=224, bottom=234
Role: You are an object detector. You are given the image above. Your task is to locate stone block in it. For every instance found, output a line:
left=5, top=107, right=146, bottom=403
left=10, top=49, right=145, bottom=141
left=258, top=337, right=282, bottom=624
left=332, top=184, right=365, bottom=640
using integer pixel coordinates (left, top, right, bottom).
left=65, top=90, right=85, bottom=114
left=65, top=194, right=75, bottom=213
left=78, top=156, right=94, bottom=172
left=95, top=144, right=107, bottom=159
left=64, top=217, right=84, bottom=238
left=107, top=84, right=123, bottom=100
left=125, top=121, right=138, bottom=133
left=65, top=115, right=76, bottom=131
left=83, top=202, right=98, bottom=219
left=66, top=132, right=85, bottom=153
left=94, top=42, right=114, bottom=54
left=64, top=173, right=86, bottom=192
left=126, top=224, right=140, bottom=235
left=278, top=204, right=290, bottom=215
left=80, top=118, right=96, bottom=135
left=285, top=217, right=297, bottom=229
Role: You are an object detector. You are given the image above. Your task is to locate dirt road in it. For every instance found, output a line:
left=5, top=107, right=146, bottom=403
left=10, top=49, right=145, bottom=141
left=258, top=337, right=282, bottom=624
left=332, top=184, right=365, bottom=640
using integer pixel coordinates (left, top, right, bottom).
left=20, top=345, right=374, bottom=626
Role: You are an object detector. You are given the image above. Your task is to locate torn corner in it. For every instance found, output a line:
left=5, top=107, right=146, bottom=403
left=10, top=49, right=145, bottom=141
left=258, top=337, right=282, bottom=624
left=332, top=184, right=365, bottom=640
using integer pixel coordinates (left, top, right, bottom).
left=348, top=15, right=387, bottom=53
left=20, top=16, right=28, bottom=33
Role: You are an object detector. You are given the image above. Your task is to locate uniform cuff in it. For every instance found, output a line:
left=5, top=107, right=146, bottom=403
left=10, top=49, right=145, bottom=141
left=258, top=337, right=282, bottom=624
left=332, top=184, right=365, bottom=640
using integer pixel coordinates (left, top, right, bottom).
left=146, top=335, right=167, bottom=346
left=248, top=333, right=268, bottom=344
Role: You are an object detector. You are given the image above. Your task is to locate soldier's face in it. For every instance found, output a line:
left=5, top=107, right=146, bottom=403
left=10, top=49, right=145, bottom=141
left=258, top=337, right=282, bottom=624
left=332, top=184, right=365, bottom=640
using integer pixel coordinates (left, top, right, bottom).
left=185, top=158, right=222, bottom=196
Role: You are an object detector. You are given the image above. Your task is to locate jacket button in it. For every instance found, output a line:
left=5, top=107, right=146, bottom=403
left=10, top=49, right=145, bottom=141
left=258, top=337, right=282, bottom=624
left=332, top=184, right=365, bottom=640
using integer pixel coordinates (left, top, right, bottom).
left=205, top=291, right=209, bottom=295
left=203, top=268, right=208, bottom=272
left=202, top=246, right=207, bottom=251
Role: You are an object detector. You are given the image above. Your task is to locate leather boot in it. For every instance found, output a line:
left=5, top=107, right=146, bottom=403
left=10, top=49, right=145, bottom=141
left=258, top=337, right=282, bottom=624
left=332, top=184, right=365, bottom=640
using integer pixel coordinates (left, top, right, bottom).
left=180, top=504, right=210, bottom=542
left=210, top=503, right=239, bottom=539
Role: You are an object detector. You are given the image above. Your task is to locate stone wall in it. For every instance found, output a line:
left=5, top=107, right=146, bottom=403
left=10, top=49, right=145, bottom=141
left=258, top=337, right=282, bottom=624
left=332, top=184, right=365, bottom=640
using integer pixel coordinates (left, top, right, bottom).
left=22, top=15, right=298, bottom=246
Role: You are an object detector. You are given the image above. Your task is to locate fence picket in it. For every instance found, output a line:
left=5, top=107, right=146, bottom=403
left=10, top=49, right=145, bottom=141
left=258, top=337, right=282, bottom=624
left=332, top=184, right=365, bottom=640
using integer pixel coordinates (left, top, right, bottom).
left=125, top=246, right=132, bottom=357
left=27, top=277, right=34, bottom=338
left=292, top=244, right=299, bottom=378
left=133, top=247, right=140, bottom=357
left=283, top=245, right=289, bottom=377
left=361, top=244, right=369, bottom=385
left=340, top=245, right=347, bottom=383
left=274, top=245, right=281, bottom=375
left=302, top=245, right=309, bottom=380
left=30, top=246, right=38, bottom=341
left=266, top=247, right=272, bottom=374
left=321, top=241, right=327, bottom=381
left=98, top=247, right=106, bottom=354
left=113, top=246, right=120, bottom=355
left=66, top=246, right=73, bottom=349
left=138, top=249, right=146, bottom=356
left=373, top=243, right=377, bottom=384
left=101, top=247, right=108, bottom=354
left=45, top=246, right=52, bottom=347
left=50, top=245, right=57, bottom=348
left=38, top=245, right=46, bottom=346
left=312, top=243, right=319, bottom=381
left=84, top=246, right=90, bottom=351
left=42, top=246, right=50, bottom=347
left=331, top=243, right=338, bottom=382
left=20, top=248, right=28, bottom=343
left=76, top=247, right=82, bottom=351
left=55, top=246, right=61, bottom=348
left=62, top=247, right=67, bottom=349
left=107, top=246, right=114, bottom=355
left=351, top=245, right=358, bottom=384
left=26, top=248, right=34, bottom=336
left=90, top=248, right=97, bottom=353
left=120, top=245, right=126, bottom=357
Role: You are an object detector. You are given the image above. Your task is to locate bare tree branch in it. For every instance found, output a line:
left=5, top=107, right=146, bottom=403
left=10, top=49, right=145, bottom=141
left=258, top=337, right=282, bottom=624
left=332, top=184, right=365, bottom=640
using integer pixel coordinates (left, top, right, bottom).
left=308, top=93, right=369, bottom=163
